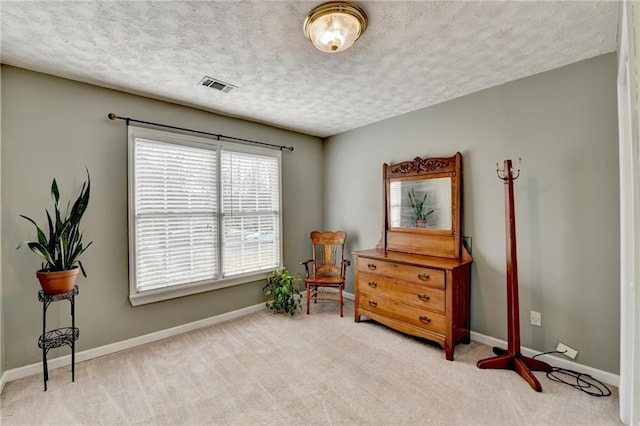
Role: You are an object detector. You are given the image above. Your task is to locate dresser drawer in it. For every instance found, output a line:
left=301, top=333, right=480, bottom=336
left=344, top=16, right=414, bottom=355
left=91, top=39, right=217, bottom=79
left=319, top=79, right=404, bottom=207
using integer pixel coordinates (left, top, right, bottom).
left=358, top=290, right=446, bottom=334
left=357, top=257, right=445, bottom=289
left=358, top=273, right=445, bottom=313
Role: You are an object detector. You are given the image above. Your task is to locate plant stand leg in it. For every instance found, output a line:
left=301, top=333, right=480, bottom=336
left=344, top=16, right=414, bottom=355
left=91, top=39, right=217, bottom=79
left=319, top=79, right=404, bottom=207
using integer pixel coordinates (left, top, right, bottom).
left=42, top=296, right=48, bottom=391
left=71, top=291, right=76, bottom=382
left=42, top=350, right=48, bottom=391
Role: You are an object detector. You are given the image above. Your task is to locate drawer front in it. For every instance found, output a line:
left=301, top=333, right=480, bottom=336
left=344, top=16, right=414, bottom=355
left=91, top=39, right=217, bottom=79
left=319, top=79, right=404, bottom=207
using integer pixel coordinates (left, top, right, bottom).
left=357, top=257, right=445, bottom=289
left=358, top=273, right=445, bottom=313
left=358, top=290, right=446, bottom=334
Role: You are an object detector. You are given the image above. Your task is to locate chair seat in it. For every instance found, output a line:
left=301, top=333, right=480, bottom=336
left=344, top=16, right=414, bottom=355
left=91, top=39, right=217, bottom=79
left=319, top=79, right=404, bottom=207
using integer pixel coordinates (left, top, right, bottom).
left=305, top=275, right=344, bottom=286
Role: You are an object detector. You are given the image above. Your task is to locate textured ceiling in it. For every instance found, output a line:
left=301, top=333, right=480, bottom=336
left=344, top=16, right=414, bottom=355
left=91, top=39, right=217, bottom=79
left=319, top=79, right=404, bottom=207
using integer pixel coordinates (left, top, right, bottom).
left=1, top=1, right=619, bottom=138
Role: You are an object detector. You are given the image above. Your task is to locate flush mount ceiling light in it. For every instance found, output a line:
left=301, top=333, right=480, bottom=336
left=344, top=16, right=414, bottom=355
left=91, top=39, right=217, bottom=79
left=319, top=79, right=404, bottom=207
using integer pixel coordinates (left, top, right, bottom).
left=303, top=1, right=368, bottom=53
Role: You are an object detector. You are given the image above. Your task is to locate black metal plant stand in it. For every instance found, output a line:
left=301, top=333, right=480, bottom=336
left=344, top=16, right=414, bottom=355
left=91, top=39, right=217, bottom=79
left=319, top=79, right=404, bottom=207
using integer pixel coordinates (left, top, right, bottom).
left=38, top=285, right=79, bottom=391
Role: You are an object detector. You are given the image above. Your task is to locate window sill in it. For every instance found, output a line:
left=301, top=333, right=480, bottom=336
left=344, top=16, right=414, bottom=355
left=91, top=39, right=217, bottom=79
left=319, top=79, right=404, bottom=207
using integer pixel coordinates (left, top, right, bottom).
left=129, top=271, right=269, bottom=306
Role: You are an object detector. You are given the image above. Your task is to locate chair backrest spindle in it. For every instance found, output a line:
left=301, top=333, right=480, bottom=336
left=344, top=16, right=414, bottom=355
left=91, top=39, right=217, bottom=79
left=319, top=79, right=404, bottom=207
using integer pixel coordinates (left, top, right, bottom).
left=310, top=231, right=346, bottom=277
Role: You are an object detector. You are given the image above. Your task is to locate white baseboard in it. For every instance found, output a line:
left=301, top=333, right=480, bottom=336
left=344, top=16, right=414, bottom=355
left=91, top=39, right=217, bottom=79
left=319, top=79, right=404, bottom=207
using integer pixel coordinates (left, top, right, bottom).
left=0, top=371, right=6, bottom=395
left=470, top=331, right=620, bottom=387
left=2, top=302, right=266, bottom=385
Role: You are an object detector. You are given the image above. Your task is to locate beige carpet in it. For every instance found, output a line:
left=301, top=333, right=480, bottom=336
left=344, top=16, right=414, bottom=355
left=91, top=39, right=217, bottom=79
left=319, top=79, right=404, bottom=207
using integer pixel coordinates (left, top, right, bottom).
left=1, top=301, right=620, bottom=425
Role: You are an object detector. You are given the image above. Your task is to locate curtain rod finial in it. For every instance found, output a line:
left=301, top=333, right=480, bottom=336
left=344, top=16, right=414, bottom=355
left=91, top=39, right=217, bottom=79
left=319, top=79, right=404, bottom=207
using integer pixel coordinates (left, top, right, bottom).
left=108, top=113, right=117, bottom=120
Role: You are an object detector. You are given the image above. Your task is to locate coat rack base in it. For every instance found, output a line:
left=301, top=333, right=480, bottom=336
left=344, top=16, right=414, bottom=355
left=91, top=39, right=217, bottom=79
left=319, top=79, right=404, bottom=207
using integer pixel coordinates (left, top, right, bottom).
left=477, top=347, right=552, bottom=392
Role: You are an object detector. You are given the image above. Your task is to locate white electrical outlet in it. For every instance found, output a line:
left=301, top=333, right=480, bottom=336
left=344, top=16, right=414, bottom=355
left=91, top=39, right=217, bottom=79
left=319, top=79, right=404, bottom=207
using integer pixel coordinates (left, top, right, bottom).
left=556, top=342, right=578, bottom=359
left=530, top=310, right=541, bottom=327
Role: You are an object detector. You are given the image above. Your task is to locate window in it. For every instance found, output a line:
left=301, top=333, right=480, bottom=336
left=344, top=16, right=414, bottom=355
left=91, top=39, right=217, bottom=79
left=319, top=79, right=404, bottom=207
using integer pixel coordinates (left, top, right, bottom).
left=128, top=126, right=281, bottom=305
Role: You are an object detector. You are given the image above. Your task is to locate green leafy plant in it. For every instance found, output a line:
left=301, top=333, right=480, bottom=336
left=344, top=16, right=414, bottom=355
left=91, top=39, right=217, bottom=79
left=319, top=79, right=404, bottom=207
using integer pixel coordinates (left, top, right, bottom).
left=408, top=186, right=434, bottom=221
left=263, top=267, right=302, bottom=316
left=18, top=170, right=92, bottom=276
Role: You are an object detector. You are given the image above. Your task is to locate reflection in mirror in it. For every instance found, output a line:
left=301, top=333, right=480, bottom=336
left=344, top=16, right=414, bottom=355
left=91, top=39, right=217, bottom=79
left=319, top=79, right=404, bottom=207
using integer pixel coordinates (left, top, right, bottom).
left=389, top=178, right=452, bottom=229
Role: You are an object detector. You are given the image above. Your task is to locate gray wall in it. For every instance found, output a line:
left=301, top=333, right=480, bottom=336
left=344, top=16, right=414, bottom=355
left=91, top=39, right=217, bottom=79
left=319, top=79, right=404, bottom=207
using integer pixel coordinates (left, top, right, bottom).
left=1, top=66, right=323, bottom=370
left=324, top=53, right=620, bottom=373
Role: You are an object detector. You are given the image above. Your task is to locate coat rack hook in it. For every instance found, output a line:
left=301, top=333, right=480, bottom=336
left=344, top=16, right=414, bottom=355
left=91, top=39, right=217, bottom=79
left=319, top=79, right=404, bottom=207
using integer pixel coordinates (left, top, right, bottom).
left=496, top=158, right=521, bottom=181
left=511, top=158, right=522, bottom=180
left=496, top=162, right=507, bottom=181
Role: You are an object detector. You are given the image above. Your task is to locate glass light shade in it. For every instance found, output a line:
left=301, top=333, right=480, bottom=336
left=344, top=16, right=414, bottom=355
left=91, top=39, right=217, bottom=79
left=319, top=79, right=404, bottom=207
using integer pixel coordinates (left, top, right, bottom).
left=308, top=13, right=360, bottom=53
left=303, top=2, right=368, bottom=53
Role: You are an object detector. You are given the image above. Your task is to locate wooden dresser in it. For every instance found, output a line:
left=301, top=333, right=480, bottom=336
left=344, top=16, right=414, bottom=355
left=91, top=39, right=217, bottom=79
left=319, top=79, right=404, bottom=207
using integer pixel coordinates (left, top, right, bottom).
left=354, top=153, right=472, bottom=360
left=354, top=249, right=471, bottom=360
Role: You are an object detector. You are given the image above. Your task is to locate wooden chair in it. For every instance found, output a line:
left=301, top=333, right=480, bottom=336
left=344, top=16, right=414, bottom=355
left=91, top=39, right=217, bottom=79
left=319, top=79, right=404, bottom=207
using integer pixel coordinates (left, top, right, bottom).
left=301, top=231, right=350, bottom=317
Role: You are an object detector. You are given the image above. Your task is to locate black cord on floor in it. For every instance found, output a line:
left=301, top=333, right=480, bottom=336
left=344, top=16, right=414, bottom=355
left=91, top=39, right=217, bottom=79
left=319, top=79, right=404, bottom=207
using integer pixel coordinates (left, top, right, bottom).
left=532, top=350, right=612, bottom=397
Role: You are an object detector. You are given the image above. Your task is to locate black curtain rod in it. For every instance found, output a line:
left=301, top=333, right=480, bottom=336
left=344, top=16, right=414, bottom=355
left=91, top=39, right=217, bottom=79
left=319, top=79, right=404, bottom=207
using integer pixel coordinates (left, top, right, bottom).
left=107, top=113, right=294, bottom=151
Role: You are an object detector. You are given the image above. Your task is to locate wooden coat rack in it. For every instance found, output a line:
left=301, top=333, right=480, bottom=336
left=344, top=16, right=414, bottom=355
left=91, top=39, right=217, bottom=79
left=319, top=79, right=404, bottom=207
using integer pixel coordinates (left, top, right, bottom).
left=476, top=159, right=551, bottom=392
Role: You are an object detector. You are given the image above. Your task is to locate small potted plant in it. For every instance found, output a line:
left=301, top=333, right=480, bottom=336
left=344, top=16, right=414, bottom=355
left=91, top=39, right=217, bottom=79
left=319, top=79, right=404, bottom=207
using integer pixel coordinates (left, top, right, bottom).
left=263, top=267, right=302, bottom=316
left=408, top=186, right=434, bottom=227
left=18, top=171, right=92, bottom=294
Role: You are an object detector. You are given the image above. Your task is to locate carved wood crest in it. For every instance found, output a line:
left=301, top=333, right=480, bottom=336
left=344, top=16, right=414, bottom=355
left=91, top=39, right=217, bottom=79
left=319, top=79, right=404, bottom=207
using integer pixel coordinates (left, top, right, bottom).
left=389, top=157, right=452, bottom=177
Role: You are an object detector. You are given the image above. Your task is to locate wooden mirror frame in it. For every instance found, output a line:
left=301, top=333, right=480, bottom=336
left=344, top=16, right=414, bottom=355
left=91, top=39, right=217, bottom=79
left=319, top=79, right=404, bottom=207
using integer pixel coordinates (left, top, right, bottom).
left=380, top=152, right=464, bottom=259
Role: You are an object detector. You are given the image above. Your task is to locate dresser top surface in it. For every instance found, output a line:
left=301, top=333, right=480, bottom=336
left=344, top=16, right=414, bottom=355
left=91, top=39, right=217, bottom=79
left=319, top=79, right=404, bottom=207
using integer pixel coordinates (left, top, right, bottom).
left=353, top=248, right=472, bottom=269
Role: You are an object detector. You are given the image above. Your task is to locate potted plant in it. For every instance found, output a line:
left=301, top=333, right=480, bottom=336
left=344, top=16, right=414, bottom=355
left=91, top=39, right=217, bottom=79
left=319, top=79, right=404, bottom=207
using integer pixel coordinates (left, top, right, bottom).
left=408, top=186, right=434, bottom=227
left=263, top=267, right=302, bottom=316
left=18, top=171, right=92, bottom=294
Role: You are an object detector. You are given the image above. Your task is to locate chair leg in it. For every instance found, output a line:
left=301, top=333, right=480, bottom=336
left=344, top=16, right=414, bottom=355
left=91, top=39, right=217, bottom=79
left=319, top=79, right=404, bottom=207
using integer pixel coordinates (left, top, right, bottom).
left=306, top=282, right=311, bottom=314
left=339, top=286, right=343, bottom=317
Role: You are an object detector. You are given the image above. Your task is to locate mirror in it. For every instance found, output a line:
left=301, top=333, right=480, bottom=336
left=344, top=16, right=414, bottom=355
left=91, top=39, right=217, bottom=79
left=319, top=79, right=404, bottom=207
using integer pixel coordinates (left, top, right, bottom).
left=381, top=153, right=463, bottom=259
left=389, top=178, right=452, bottom=229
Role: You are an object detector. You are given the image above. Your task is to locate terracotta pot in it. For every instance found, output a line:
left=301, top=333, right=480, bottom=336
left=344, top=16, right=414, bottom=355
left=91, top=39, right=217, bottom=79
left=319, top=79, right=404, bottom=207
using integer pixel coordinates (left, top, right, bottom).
left=36, top=268, right=79, bottom=294
left=415, top=219, right=427, bottom=228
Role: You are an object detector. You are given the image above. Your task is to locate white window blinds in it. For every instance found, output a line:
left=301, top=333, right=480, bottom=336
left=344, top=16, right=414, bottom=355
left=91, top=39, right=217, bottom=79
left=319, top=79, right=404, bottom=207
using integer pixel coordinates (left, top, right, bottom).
left=128, top=126, right=282, bottom=303
left=133, top=138, right=218, bottom=291
left=221, top=150, right=280, bottom=276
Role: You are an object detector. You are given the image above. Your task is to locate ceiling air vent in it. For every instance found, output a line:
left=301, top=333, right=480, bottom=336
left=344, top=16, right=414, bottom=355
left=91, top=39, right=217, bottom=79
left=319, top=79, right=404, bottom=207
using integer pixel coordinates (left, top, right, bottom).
left=199, top=76, right=237, bottom=93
